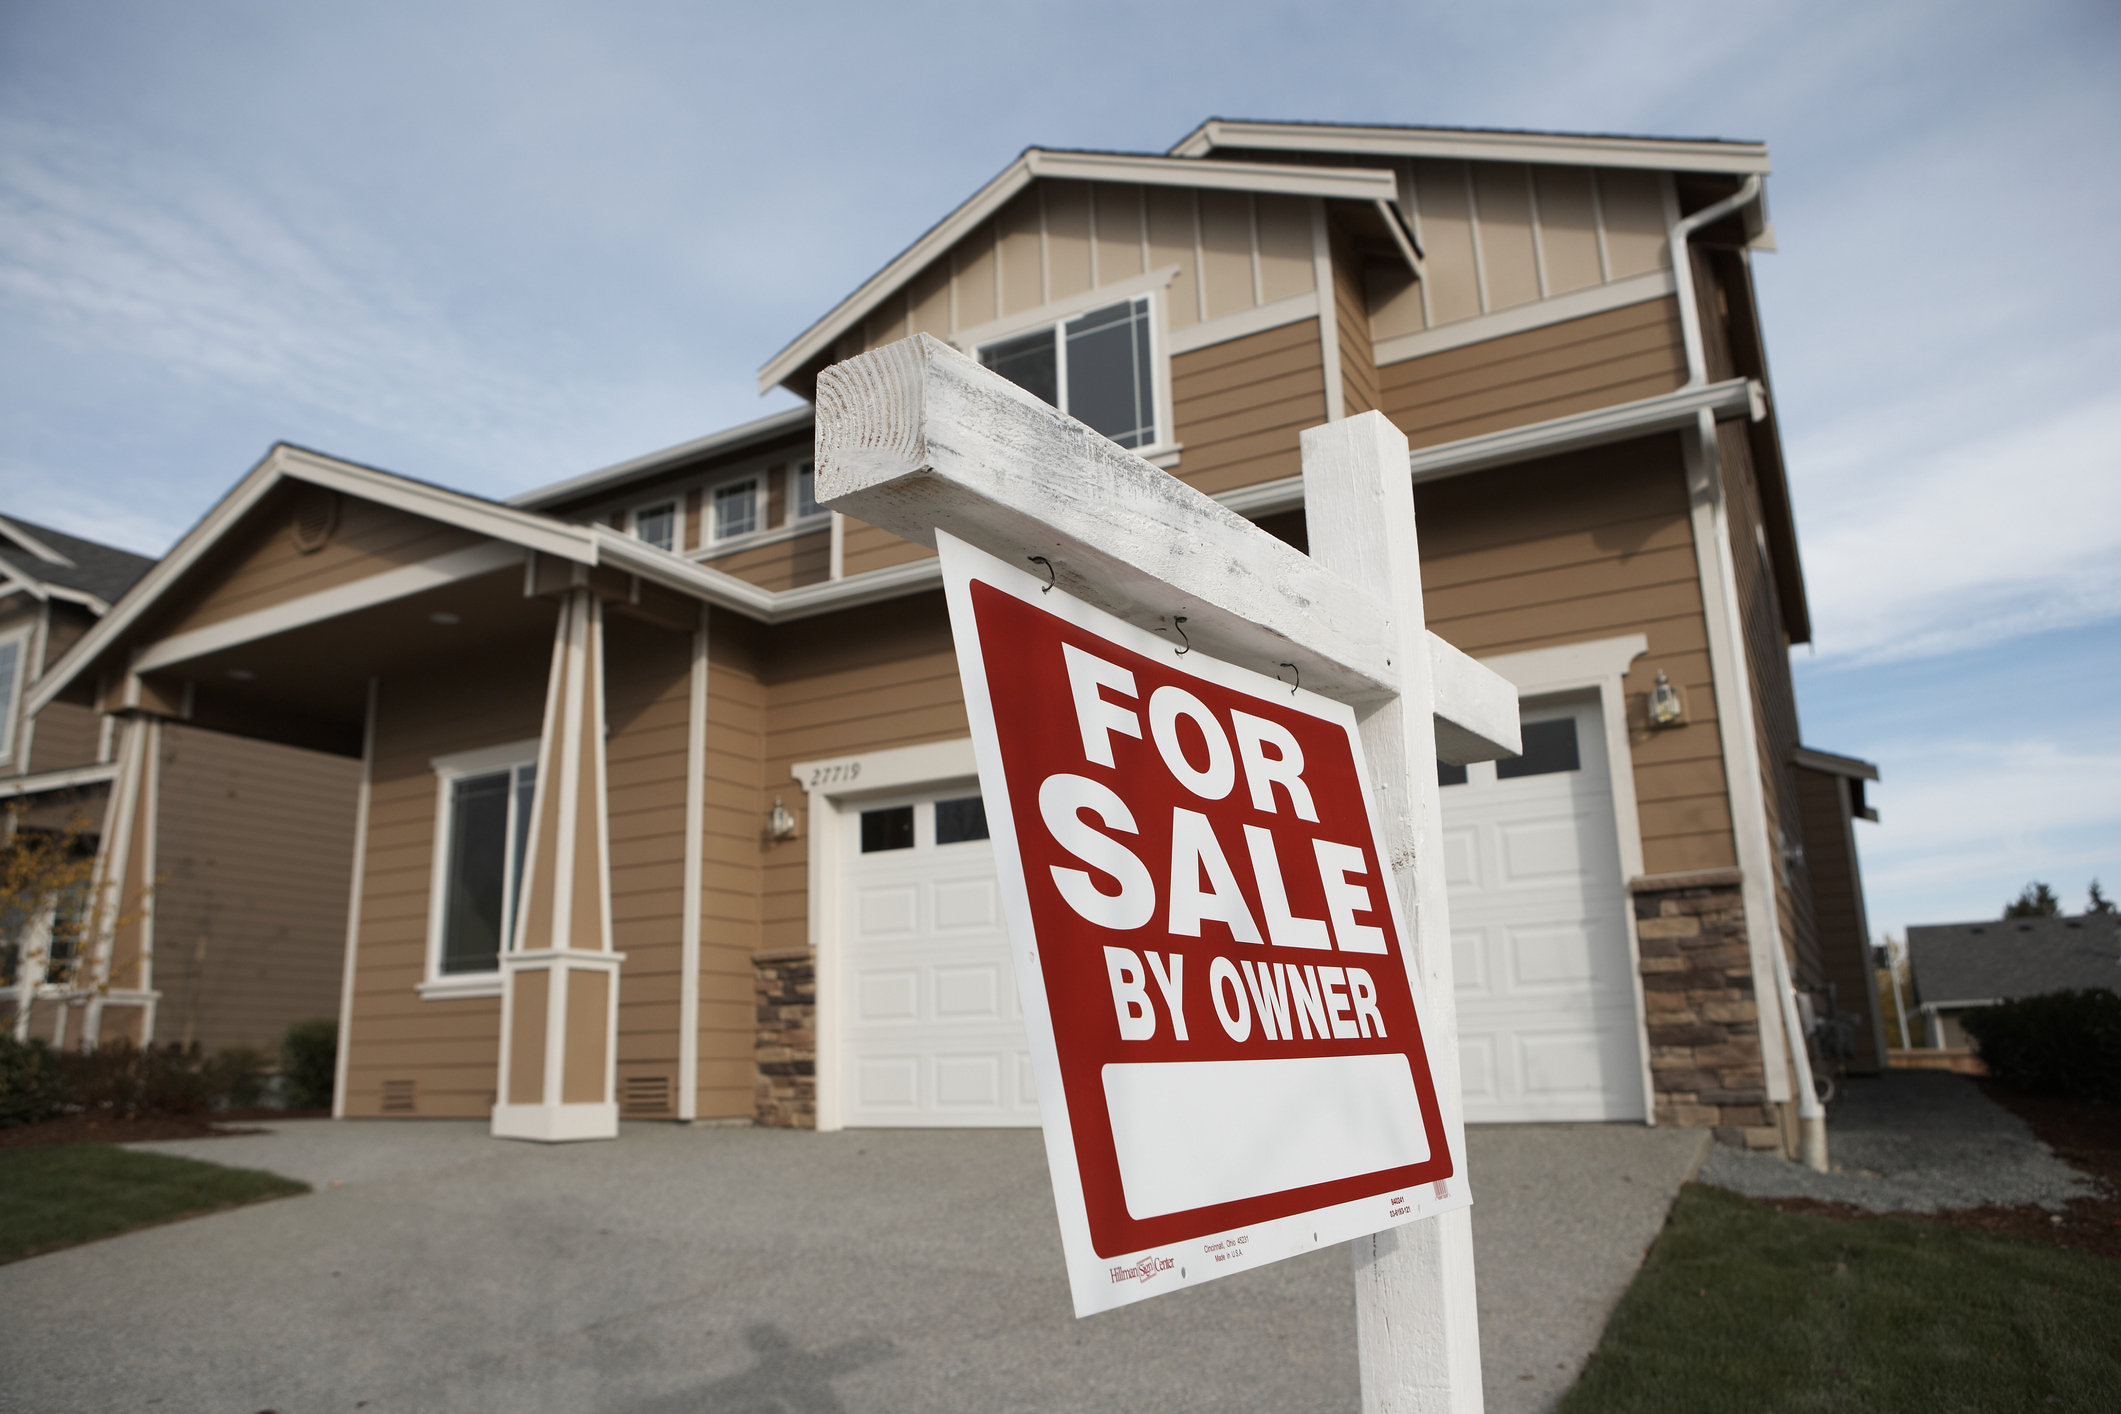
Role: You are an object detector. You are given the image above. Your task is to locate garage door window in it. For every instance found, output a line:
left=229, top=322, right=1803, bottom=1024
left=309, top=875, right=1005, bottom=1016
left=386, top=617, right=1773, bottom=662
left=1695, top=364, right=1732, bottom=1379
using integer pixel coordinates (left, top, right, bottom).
left=860, top=805, right=915, bottom=853
left=1495, top=718, right=1581, bottom=779
left=935, top=795, right=989, bottom=844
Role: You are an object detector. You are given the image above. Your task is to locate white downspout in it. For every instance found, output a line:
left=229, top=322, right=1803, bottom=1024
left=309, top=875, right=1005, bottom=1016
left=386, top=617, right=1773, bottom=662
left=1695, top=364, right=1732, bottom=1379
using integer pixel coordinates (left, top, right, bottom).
left=1670, top=172, right=1826, bottom=1171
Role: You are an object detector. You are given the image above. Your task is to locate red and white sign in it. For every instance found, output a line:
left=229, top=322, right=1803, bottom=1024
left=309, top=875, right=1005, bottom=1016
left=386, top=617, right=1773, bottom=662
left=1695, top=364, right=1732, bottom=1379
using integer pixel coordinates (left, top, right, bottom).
left=941, top=531, right=1470, bottom=1316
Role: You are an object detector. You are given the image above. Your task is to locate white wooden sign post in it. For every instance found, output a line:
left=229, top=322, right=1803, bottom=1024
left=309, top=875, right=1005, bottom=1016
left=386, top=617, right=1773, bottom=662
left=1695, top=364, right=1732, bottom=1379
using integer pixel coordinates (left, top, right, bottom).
left=816, top=334, right=1520, bottom=1413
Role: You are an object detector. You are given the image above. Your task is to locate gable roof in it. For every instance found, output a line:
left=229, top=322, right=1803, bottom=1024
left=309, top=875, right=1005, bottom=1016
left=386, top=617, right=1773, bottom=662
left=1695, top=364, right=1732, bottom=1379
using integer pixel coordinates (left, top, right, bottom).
left=510, top=405, right=814, bottom=512
left=1167, top=118, right=1772, bottom=174
left=0, top=514, right=155, bottom=612
left=756, top=146, right=1400, bottom=396
left=1908, top=915, right=2121, bottom=1006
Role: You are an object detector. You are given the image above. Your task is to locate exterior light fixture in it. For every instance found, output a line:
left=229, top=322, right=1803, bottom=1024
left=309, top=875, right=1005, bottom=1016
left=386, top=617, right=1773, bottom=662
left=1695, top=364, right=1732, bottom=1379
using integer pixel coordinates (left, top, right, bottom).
left=1647, top=670, right=1685, bottom=728
left=767, top=797, right=798, bottom=841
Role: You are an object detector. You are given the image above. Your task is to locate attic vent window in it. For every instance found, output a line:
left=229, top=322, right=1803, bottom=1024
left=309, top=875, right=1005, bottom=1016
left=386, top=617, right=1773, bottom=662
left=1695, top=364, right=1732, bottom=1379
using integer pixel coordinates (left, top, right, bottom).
left=290, top=490, right=340, bottom=555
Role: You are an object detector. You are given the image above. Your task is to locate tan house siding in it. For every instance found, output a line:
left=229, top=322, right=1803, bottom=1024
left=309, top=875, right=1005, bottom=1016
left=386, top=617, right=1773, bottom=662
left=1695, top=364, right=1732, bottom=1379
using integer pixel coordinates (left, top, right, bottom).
left=1331, top=222, right=1379, bottom=418
left=1796, top=767, right=1882, bottom=1070
left=342, top=634, right=551, bottom=1118
left=696, top=613, right=768, bottom=1116
left=157, top=489, right=482, bottom=641
left=150, top=724, right=360, bottom=1052
left=1379, top=298, right=1687, bottom=450
left=26, top=702, right=101, bottom=774
left=701, top=530, right=831, bottom=593
left=1168, top=318, right=1328, bottom=499
left=839, top=522, right=935, bottom=578
left=1413, top=434, right=1737, bottom=875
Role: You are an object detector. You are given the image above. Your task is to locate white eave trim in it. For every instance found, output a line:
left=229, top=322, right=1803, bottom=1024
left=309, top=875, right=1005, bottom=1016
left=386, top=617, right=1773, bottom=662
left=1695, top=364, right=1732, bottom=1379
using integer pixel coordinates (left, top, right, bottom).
left=1168, top=120, right=1773, bottom=176
left=509, top=406, right=815, bottom=511
left=0, top=516, right=77, bottom=567
left=1410, top=378, right=1757, bottom=481
left=756, top=149, right=1399, bottom=394
left=0, top=761, right=120, bottom=798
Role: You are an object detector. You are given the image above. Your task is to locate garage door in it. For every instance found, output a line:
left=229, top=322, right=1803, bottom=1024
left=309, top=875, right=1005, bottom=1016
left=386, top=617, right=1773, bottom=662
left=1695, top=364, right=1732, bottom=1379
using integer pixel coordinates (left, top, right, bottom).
left=1441, top=699, right=1644, bottom=1122
left=839, top=787, right=1039, bottom=1127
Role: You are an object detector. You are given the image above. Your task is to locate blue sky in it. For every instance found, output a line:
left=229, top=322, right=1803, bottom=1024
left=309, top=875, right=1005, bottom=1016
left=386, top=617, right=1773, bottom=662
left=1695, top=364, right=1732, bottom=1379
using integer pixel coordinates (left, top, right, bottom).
left=1, top=0, right=2115, bottom=938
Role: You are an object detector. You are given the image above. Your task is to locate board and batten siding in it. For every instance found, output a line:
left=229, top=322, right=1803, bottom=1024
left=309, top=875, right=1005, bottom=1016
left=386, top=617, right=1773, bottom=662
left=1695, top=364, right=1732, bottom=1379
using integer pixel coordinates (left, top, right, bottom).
left=342, top=636, right=551, bottom=1118
left=1379, top=299, right=1688, bottom=450
left=1413, top=434, right=1737, bottom=876
left=151, top=723, right=361, bottom=1052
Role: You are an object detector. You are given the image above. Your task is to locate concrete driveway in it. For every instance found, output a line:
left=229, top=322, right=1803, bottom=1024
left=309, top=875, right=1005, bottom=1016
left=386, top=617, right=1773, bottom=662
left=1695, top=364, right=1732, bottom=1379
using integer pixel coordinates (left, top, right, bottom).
left=1, top=1119, right=1705, bottom=1414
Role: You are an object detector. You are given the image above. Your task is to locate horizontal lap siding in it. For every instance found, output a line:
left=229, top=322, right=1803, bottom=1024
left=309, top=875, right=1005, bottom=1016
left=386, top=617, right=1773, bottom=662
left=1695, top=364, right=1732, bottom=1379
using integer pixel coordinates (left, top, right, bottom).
left=1380, top=299, right=1686, bottom=449
left=603, top=615, right=699, bottom=1112
left=26, top=701, right=100, bottom=775
left=702, top=531, right=830, bottom=592
left=150, top=725, right=361, bottom=1052
left=756, top=594, right=967, bottom=962
left=840, top=522, right=935, bottom=578
left=1170, top=319, right=1327, bottom=498
left=160, top=490, right=483, bottom=638
left=698, top=613, right=766, bottom=1115
left=1798, top=768, right=1882, bottom=1068
left=343, top=635, right=551, bottom=1117
left=1414, top=434, right=1736, bottom=875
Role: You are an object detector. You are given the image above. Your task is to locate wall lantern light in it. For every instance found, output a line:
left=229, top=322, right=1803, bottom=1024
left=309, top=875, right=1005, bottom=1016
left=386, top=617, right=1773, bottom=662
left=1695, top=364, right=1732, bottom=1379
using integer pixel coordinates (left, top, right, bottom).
left=1648, top=670, right=1686, bottom=728
left=767, top=797, right=799, bottom=841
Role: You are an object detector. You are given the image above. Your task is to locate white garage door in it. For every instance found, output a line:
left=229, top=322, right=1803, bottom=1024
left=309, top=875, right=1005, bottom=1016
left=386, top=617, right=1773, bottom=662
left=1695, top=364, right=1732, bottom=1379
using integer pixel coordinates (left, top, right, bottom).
left=1442, top=699, right=1643, bottom=1122
left=839, top=788, right=1040, bottom=1127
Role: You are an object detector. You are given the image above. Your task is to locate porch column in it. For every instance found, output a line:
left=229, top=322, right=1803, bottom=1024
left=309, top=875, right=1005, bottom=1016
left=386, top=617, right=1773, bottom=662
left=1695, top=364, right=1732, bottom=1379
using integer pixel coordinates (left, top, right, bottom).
left=82, top=714, right=163, bottom=1047
left=492, top=588, right=625, bottom=1142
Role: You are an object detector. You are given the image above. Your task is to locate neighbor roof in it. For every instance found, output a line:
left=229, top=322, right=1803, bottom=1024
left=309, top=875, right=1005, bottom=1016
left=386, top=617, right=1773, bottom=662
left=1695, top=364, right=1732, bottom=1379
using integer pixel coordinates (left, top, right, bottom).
left=1908, top=916, right=2121, bottom=1007
left=0, top=514, right=155, bottom=613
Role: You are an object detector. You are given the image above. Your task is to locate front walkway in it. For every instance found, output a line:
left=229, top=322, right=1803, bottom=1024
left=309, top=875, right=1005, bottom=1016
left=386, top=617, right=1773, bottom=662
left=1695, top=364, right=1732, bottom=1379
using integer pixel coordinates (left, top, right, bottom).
left=1, top=1120, right=1706, bottom=1414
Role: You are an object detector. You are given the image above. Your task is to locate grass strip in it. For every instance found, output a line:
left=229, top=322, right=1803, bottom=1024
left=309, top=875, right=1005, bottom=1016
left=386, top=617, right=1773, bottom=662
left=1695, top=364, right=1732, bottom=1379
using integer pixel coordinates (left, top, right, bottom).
left=0, top=1144, right=308, bottom=1264
left=1560, top=1183, right=2121, bottom=1414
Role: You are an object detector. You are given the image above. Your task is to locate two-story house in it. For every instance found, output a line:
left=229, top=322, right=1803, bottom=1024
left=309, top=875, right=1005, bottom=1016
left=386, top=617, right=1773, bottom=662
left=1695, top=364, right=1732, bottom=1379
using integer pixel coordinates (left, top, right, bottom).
left=30, top=119, right=1881, bottom=1153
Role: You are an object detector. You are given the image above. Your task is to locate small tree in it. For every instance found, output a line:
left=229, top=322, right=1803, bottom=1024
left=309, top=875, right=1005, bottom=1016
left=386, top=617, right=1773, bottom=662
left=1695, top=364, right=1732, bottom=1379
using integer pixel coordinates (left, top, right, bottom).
left=2004, top=881, right=2061, bottom=919
left=2088, top=879, right=2115, bottom=916
left=1, top=809, right=99, bottom=1040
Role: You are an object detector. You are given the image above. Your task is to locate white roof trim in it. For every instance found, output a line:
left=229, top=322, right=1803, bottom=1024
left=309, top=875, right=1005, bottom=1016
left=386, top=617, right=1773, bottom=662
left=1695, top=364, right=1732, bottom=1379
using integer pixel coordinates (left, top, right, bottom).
left=1410, top=378, right=1757, bottom=481
left=510, top=406, right=815, bottom=510
left=0, top=516, right=76, bottom=567
left=757, top=150, right=1399, bottom=394
left=1792, top=746, right=1881, bottom=781
left=1168, top=120, right=1773, bottom=175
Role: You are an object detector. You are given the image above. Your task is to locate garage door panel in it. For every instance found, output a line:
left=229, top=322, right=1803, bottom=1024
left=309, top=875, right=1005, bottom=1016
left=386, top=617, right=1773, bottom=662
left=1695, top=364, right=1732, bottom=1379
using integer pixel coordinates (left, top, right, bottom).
left=1508, top=921, right=1607, bottom=989
left=935, top=1054, right=1003, bottom=1108
left=1452, top=926, right=1491, bottom=995
left=934, top=964, right=1003, bottom=1019
left=855, top=884, right=921, bottom=937
left=856, top=969, right=920, bottom=1022
left=1443, top=826, right=1480, bottom=887
left=857, top=1056, right=921, bottom=1109
left=1498, top=818, right=1591, bottom=883
left=933, top=877, right=1000, bottom=930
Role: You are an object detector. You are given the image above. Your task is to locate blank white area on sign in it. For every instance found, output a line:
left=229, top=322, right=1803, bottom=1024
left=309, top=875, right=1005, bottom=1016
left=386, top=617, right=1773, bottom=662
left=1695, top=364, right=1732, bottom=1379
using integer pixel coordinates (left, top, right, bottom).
left=1101, top=1054, right=1430, bottom=1220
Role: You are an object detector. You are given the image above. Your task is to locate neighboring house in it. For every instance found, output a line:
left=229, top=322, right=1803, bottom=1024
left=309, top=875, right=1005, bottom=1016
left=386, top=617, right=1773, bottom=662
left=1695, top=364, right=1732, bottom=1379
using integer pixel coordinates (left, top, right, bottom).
left=0, top=513, right=359, bottom=1053
left=30, top=118, right=1879, bottom=1156
left=1908, top=915, right=2121, bottom=1048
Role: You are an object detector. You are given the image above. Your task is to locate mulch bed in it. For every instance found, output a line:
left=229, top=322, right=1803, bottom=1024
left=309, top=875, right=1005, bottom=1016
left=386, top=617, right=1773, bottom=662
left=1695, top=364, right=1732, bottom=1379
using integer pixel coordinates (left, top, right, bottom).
left=1758, top=1082, right=2121, bottom=1261
left=0, top=1108, right=327, bottom=1149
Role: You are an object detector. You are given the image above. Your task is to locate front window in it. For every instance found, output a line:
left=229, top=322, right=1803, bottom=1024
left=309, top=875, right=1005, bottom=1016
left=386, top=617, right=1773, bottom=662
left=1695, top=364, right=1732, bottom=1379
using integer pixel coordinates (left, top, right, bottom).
left=712, top=479, right=759, bottom=542
left=632, top=500, right=677, bottom=552
left=980, top=296, right=1157, bottom=450
left=794, top=461, right=821, bottom=520
left=0, top=627, right=28, bottom=761
left=438, top=759, right=537, bottom=975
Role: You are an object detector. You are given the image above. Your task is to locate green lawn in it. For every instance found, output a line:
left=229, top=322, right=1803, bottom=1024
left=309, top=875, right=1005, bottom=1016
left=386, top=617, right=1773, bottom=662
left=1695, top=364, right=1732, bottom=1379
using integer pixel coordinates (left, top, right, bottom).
left=1560, top=1184, right=2121, bottom=1413
left=0, top=1144, right=308, bottom=1264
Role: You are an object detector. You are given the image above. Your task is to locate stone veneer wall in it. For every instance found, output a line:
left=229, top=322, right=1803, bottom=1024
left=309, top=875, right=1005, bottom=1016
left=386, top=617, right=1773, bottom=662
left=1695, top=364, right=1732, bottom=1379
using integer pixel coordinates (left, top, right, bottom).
left=1632, top=870, right=1780, bottom=1150
left=753, top=947, right=816, bottom=1128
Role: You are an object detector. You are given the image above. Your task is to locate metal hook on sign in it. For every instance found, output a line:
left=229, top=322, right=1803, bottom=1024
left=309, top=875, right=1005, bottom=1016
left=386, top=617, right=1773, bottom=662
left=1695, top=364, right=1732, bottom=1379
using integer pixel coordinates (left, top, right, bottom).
left=1277, top=662, right=1299, bottom=697
left=1027, top=556, right=1055, bottom=593
left=1171, top=616, right=1190, bottom=655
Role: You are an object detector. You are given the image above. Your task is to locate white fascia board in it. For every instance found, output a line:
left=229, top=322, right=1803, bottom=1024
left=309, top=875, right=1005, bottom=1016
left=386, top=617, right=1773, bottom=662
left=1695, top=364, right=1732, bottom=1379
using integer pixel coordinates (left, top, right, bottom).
left=1409, top=378, right=1755, bottom=482
left=509, top=406, right=816, bottom=510
left=0, top=516, right=76, bottom=567
left=27, top=444, right=601, bottom=717
left=1168, top=119, right=1773, bottom=176
left=0, top=761, right=120, bottom=798
left=1792, top=745, right=1881, bottom=781
left=756, top=149, right=1399, bottom=395
left=43, top=585, right=111, bottom=616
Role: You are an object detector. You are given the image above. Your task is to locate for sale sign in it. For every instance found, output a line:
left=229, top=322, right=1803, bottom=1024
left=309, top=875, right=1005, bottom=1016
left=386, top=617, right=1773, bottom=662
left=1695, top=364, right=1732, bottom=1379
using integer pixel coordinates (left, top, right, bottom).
left=941, top=531, right=1470, bottom=1317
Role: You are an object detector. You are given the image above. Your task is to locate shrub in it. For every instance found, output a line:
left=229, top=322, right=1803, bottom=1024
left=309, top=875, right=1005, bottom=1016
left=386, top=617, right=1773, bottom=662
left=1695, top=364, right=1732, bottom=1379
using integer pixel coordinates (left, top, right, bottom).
left=1962, top=989, right=2121, bottom=1103
left=0, top=1033, right=69, bottom=1127
left=203, top=1045, right=271, bottom=1110
left=60, top=1042, right=214, bottom=1118
left=281, top=1018, right=337, bottom=1111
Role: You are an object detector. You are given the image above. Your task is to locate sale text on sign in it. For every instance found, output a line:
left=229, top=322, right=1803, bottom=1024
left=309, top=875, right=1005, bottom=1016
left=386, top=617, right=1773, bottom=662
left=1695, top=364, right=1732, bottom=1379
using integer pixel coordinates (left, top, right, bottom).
left=941, top=532, right=1469, bottom=1316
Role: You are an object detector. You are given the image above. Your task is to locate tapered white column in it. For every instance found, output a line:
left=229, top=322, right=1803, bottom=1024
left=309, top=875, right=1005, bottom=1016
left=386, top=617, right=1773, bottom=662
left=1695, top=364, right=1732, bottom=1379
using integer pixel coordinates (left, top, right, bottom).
left=492, top=589, right=625, bottom=1142
left=82, top=713, right=163, bottom=1048
left=1303, top=412, right=1485, bottom=1414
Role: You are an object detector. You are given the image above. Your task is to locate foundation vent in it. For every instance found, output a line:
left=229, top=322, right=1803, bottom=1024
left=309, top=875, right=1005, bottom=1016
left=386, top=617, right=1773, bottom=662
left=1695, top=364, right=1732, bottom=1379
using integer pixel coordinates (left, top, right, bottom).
left=622, top=1075, right=672, bottom=1116
left=379, top=1079, right=417, bottom=1113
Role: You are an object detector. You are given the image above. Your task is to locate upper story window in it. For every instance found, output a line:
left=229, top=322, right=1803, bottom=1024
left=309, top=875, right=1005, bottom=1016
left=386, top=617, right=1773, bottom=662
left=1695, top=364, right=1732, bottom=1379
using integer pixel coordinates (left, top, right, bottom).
left=794, top=461, right=821, bottom=520
left=980, top=296, right=1157, bottom=450
left=630, top=500, right=677, bottom=553
left=430, top=743, right=538, bottom=978
left=0, top=626, right=30, bottom=763
left=711, top=478, right=760, bottom=543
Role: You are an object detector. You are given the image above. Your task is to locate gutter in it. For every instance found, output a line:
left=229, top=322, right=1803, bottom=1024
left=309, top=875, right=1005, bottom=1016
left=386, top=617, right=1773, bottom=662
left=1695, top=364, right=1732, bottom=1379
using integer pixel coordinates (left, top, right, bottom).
left=1671, top=176, right=1763, bottom=389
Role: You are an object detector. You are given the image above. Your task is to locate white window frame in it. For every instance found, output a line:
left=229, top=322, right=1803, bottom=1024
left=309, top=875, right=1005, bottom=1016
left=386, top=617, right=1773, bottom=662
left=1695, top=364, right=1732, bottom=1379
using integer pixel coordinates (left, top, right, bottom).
left=419, top=737, right=540, bottom=1000
left=790, top=460, right=825, bottom=525
left=628, top=498, right=680, bottom=553
left=706, top=474, right=765, bottom=548
left=951, top=266, right=1181, bottom=465
left=0, top=624, right=32, bottom=764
